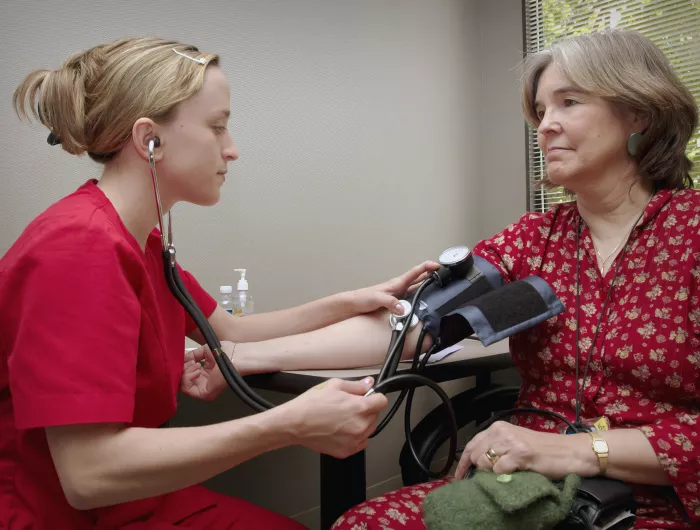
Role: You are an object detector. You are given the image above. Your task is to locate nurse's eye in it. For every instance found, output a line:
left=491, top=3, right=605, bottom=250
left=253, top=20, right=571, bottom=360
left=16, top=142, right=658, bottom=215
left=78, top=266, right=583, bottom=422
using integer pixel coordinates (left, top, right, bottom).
left=213, top=126, right=228, bottom=135
left=564, top=98, right=578, bottom=107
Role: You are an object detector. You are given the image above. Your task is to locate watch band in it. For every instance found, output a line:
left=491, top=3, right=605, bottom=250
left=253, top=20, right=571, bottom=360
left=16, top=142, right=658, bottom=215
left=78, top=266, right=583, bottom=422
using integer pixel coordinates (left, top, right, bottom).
left=588, top=431, right=609, bottom=475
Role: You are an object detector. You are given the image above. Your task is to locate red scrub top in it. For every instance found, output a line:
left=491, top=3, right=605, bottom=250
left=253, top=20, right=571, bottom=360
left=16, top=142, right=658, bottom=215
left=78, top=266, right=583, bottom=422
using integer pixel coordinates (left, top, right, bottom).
left=0, top=181, right=218, bottom=529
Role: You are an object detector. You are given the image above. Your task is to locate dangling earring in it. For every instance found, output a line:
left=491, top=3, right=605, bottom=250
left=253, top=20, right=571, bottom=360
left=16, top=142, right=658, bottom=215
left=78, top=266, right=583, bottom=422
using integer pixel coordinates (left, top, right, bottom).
left=627, top=132, right=643, bottom=156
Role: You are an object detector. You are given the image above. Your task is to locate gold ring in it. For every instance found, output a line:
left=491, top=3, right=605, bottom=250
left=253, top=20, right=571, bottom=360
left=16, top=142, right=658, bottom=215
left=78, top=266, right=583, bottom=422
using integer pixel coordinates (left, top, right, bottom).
left=486, top=447, right=499, bottom=464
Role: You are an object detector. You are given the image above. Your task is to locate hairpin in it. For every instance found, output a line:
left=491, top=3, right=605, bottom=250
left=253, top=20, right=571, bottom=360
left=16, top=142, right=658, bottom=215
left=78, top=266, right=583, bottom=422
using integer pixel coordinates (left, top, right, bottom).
left=173, top=48, right=206, bottom=65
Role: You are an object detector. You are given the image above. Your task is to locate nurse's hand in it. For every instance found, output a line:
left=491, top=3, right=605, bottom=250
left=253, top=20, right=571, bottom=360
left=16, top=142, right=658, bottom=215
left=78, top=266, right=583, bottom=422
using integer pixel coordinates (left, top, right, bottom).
left=283, top=377, right=388, bottom=459
left=181, top=342, right=236, bottom=401
left=349, top=261, right=440, bottom=315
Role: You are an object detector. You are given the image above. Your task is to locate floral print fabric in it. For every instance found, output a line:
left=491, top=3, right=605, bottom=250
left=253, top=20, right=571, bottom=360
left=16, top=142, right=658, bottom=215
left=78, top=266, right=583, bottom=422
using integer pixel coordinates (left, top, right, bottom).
left=335, top=189, right=700, bottom=529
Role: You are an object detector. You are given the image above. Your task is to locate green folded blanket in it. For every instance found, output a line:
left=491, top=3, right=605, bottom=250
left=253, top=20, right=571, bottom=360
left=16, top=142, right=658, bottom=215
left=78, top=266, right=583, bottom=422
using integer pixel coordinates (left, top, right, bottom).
left=423, top=471, right=581, bottom=530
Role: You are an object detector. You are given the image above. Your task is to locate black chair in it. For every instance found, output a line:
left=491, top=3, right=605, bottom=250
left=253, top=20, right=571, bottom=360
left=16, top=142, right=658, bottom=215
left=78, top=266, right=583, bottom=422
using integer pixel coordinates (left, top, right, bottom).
left=399, top=384, right=520, bottom=486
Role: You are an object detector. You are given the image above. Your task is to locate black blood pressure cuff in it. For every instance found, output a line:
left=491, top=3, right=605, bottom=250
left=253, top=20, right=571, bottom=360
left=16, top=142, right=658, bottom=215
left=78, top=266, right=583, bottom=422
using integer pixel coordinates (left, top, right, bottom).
left=415, top=256, right=504, bottom=341
left=416, top=266, right=565, bottom=347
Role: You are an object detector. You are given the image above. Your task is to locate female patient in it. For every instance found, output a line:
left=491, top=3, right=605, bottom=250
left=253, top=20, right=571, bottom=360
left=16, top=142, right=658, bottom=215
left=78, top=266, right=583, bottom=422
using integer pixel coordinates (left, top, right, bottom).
left=335, top=29, right=700, bottom=530
left=0, top=37, right=438, bottom=529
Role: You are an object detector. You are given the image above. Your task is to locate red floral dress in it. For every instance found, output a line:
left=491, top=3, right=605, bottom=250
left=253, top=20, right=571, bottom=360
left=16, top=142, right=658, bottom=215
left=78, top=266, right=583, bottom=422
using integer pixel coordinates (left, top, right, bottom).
left=334, top=188, right=700, bottom=529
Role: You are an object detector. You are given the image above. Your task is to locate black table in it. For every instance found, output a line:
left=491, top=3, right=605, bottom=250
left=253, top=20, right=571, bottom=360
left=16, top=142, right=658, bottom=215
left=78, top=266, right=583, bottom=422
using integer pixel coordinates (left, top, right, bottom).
left=244, top=338, right=512, bottom=530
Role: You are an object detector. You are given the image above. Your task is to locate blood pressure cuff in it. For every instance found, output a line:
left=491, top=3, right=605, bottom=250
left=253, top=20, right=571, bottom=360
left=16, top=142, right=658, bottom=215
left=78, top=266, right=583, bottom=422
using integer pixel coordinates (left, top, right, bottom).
left=416, top=268, right=565, bottom=347
left=414, top=256, right=504, bottom=341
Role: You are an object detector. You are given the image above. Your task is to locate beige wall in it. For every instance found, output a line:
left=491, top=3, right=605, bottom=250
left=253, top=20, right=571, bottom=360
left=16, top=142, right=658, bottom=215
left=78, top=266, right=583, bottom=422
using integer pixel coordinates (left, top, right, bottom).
left=0, top=0, right=525, bottom=528
left=477, top=0, right=528, bottom=239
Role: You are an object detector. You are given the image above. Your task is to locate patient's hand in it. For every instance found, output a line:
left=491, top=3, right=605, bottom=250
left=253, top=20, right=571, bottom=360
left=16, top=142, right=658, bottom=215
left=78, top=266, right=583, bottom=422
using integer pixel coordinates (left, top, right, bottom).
left=350, top=260, right=440, bottom=315
left=455, top=421, right=599, bottom=480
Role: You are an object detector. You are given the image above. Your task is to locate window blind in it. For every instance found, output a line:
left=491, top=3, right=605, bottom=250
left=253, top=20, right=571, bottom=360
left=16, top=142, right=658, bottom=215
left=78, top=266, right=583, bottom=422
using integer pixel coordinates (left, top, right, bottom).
left=524, top=0, right=700, bottom=213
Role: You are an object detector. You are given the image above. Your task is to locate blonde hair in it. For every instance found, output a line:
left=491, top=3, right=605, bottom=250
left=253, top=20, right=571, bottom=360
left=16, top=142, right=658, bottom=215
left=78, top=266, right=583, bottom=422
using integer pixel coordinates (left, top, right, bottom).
left=13, top=37, right=219, bottom=163
left=521, top=30, right=698, bottom=190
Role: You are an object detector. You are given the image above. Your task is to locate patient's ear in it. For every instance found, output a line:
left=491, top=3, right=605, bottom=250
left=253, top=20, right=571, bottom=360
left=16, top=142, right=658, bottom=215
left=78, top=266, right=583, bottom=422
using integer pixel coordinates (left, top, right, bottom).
left=629, top=109, right=649, bottom=135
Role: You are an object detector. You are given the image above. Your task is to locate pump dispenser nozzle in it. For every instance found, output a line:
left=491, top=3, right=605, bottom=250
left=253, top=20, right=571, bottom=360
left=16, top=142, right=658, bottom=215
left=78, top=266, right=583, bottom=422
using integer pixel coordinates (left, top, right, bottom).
left=234, top=269, right=248, bottom=291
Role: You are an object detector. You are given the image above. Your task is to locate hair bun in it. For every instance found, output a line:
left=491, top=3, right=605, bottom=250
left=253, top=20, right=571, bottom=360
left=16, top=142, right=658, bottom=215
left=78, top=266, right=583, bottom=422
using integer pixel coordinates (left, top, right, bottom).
left=67, top=47, right=107, bottom=95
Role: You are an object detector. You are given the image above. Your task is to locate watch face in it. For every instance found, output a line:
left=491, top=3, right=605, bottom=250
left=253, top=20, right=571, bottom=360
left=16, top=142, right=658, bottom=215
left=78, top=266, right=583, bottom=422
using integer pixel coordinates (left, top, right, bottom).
left=593, top=440, right=608, bottom=453
left=438, top=246, right=471, bottom=266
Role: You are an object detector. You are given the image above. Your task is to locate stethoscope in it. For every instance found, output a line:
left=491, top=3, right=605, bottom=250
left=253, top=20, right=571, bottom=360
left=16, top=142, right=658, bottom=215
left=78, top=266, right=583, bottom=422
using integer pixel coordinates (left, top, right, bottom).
left=148, top=137, right=274, bottom=412
left=365, top=245, right=479, bottom=478
left=148, top=137, right=471, bottom=476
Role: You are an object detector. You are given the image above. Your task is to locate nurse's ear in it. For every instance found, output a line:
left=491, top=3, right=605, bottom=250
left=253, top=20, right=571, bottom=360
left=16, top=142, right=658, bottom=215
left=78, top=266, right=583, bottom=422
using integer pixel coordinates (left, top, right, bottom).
left=132, top=118, right=163, bottom=163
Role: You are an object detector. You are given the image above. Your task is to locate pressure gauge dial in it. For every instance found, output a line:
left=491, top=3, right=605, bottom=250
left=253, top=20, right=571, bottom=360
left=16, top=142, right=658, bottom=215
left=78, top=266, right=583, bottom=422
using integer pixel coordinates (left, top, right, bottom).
left=438, top=246, right=472, bottom=267
left=435, top=245, right=474, bottom=284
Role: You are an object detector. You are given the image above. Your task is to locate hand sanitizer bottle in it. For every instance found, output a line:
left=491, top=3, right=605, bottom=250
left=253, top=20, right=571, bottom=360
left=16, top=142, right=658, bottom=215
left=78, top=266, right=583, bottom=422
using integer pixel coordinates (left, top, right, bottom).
left=233, top=269, right=254, bottom=317
left=220, top=285, right=234, bottom=314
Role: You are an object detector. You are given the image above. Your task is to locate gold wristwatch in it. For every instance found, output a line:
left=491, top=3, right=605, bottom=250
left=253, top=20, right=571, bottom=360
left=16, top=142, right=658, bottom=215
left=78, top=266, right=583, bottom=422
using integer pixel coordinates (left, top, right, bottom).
left=588, top=431, right=609, bottom=475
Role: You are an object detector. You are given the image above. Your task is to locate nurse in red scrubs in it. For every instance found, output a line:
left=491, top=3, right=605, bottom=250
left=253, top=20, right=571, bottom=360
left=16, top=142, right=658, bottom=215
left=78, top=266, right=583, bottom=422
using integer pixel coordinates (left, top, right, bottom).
left=0, top=37, right=437, bottom=529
